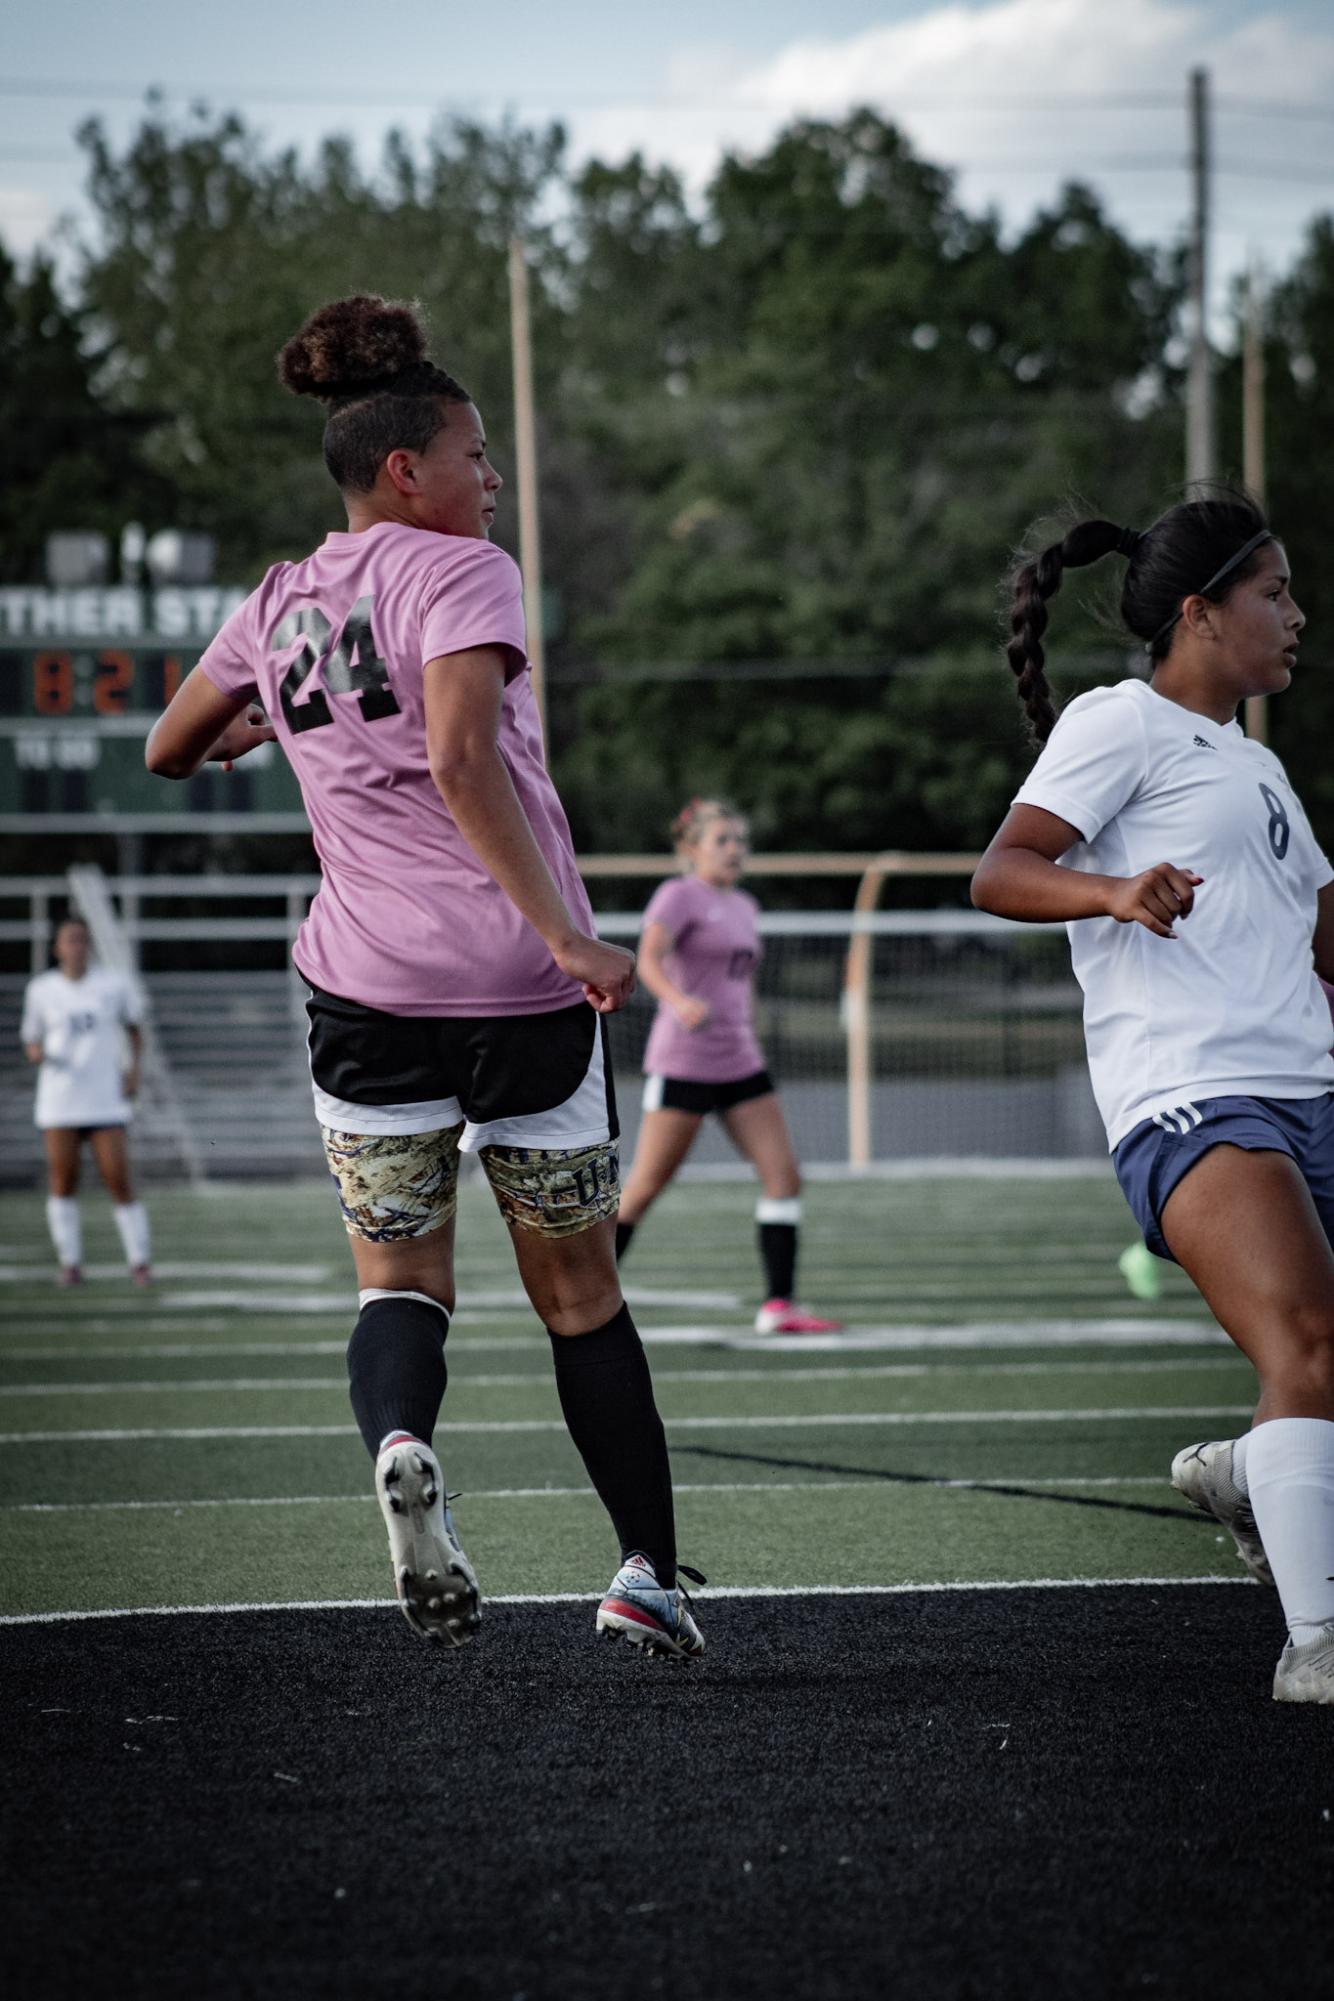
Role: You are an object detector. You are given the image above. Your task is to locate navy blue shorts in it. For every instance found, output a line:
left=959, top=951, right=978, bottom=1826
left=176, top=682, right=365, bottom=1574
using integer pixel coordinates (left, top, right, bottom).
left=1113, top=1093, right=1334, bottom=1261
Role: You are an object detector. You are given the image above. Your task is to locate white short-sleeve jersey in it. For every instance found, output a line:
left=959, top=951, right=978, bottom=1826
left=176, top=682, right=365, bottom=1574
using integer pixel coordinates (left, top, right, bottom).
left=1013, top=677, right=1334, bottom=1150
left=20, top=966, right=142, bottom=1130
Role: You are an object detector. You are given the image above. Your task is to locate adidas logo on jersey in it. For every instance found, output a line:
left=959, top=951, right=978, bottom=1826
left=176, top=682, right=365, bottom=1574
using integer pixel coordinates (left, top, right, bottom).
left=1192, top=735, right=1215, bottom=750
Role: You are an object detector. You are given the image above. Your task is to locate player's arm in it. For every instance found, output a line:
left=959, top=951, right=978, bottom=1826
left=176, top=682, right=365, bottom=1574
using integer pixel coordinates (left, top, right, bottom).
left=1312, top=882, right=1334, bottom=983
left=423, top=647, right=634, bottom=1013
left=123, top=1024, right=142, bottom=1100
left=145, top=667, right=276, bottom=779
left=972, top=805, right=1203, bottom=940
left=20, top=990, right=43, bottom=1064
left=637, top=920, right=709, bottom=1029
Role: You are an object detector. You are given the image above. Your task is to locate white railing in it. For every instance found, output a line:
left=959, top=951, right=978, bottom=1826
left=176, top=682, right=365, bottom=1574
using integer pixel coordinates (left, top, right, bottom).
left=0, top=871, right=1089, bottom=1175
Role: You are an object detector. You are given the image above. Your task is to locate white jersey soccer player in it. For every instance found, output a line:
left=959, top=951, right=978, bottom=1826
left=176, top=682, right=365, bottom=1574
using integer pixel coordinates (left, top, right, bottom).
left=21, top=917, right=152, bottom=1286
left=974, top=495, right=1334, bottom=1706
left=1012, top=674, right=1334, bottom=1151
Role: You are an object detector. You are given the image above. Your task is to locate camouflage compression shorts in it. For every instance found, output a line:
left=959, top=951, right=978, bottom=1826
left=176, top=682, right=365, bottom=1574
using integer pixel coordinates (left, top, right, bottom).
left=320, top=1123, right=620, bottom=1243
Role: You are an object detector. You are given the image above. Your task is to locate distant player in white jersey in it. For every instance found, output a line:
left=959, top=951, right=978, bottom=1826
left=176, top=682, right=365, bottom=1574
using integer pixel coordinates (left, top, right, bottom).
left=144, top=294, right=703, bottom=1660
left=20, top=915, right=152, bottom=1286
left=973, top=492, right=1334, bottom=1705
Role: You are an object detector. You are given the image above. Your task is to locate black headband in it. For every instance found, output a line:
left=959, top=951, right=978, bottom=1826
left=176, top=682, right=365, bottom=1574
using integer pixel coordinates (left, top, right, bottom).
left=1144, top=528, right=1273, bottom=655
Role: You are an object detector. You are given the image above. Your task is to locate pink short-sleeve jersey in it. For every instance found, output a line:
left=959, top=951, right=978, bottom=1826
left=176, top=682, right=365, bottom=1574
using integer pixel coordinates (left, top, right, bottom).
left=641, top=874, right=765, bottom=1082
left=196, top=521, right=592, bottom=1016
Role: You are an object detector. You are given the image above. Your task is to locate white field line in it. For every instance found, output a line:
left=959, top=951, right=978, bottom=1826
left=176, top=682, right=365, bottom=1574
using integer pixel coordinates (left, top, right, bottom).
left=0, top=1405, right=1254, bottom=1444
left=0, top=1575, right=1254, bottom=1627
left=0, top=1321, right=1226, bottom=1360
left=142, top=1286, right=744, bottom=1314
left=5, top=1475, right=1171, bottom=1515
left=713, top=1321, right=1224, bottom=1351
left=0, top=1358, right=1251, bottom=1398
left=0, top=1263, right=332, bottom=1284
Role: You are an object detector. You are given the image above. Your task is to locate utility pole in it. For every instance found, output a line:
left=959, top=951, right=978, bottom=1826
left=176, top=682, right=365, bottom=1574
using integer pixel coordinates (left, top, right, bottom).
left=1243, top=265, right=1268, bottom=742
left=1185, top=67, right=1215, bottom=486
left=508, top=234, right=547, bottom=740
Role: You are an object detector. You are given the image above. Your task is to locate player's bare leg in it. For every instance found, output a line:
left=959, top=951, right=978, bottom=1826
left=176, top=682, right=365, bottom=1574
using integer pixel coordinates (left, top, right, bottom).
left=615, top=1108, right=703, bottom=1260
left=42, top=1129, right=83, bottom=1284
left=1162, top=1145, right=1334, bottom=1700
left=90, top=1126, right=152, bottom=1283
left=721, top=1093, right=840, bottom=1334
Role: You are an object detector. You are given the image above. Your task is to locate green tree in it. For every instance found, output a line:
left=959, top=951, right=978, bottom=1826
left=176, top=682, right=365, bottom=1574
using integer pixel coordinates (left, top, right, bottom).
left=0, top=247, right=167, bottom=581
left=557, top=114, right=1182, bottom=855
left=73, top=106, right=567, bottom=578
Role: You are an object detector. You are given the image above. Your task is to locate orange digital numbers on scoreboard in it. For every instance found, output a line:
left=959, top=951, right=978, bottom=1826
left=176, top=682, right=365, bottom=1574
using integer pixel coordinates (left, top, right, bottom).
left=162, top=657, right=185, bottom=703
left=94, top=651, right=133, bottom=715
left=33, top=652, right=74, bottom=715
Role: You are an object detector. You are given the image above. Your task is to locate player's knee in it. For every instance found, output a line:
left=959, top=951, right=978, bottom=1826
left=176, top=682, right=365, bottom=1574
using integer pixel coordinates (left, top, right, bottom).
left=541, top=1271, right=623, bottom=1337
left=1268, top=1305, right=1334, bottom=1400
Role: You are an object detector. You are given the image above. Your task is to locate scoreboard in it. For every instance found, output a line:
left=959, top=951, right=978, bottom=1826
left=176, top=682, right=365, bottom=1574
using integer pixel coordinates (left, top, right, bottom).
left=0, top=587, right=305, bottom=823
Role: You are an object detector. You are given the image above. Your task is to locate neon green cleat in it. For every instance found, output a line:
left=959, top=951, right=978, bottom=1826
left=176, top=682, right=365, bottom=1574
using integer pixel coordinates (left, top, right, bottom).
left=1118, top=1238, right=1163, bottom=1302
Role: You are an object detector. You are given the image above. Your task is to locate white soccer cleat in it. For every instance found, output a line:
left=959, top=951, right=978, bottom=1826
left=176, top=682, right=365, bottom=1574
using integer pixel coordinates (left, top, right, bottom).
left=596, top=1554, right=705, bottom=1661
left=375, top=1437, right=481, bottom=1647
left=1170, top=1437, right=1273, bottom=1587
left=1273, top=1624, right=1334, bottom=1705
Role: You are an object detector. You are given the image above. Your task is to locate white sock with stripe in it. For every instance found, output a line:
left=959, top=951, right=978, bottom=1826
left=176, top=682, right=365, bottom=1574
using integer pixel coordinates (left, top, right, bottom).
left=45, top=1196, right=81, bottom=1267
left=113, top=1201, right=151, bottom=1269
left=1245, top=1417, right=1334, bottom=1644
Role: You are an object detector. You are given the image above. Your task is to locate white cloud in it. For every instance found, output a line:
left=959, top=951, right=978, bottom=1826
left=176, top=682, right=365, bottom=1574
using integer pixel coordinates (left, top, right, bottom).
left=0, top=189, right=58, bottom=262
left=568, top=0, right=1334, bottom=310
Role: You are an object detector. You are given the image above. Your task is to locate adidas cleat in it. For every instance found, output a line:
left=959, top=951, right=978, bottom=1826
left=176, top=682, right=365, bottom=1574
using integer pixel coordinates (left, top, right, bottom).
left=1273, top=1623, right=1334, bottom=1705
left=596, top=1554, right=706, bottom=1662
left=375, top=1437, right=481, bottom=1647
left=1170, top=1437, right=1273, bottom=1587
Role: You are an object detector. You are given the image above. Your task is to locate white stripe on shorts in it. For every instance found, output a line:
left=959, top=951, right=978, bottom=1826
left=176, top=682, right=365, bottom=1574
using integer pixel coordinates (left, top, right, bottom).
left=313, top=1026, right=613, bottom=1154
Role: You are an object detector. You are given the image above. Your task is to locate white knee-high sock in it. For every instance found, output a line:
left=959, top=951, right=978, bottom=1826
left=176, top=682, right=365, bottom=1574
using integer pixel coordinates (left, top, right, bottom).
left=1245, top=1418, right=1334, bottom=1643
left=113, top=1201, right=151, bottom=1269
left=1231, top=1430, right=1250, bottom=1496
left=46, top=1196, right=81, bottom=1267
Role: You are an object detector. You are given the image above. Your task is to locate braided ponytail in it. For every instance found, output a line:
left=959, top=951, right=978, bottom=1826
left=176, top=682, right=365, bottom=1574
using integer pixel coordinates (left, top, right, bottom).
left=1005, top=520, right=1141, bottom=746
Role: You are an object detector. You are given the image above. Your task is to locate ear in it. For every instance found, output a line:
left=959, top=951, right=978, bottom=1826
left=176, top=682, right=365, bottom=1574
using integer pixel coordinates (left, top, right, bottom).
left=384, top=448, right=419, bottom=497
left=1178, top=593, right=1223, bottom=643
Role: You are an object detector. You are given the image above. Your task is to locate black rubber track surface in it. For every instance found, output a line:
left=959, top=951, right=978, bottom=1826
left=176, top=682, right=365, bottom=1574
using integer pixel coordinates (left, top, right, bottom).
left=4, top=1587, right=1330, bottom=2001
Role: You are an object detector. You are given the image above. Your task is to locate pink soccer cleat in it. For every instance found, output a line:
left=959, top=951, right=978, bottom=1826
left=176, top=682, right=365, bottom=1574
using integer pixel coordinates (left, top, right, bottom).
left=130, top=1264, right=153, bottom=1287
left=753, top=1298, right=843, bottom=1334
left=57, top=1264, right=83, bottom=1289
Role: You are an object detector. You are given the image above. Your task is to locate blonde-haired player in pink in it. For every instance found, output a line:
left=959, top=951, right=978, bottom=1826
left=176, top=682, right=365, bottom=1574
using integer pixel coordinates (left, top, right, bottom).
left=145, top=294, right=703, bottom=1660
left=616, top=799, right=841, bottom=1335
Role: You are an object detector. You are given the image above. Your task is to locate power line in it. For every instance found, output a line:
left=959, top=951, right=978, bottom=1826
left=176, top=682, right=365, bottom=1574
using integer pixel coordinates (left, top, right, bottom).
left=0, top=75, right=1330, bottom=121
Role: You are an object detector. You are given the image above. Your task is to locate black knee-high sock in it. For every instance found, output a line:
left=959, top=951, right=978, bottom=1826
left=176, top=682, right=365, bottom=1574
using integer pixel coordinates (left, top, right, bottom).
left=759, top=1222, right=798, bottom=1301
left=347, top=1293, right=449, bottom=1459
left=548, top=1302, right=676, bottom=1588
left=614, top=1220, right=636, bottom=1262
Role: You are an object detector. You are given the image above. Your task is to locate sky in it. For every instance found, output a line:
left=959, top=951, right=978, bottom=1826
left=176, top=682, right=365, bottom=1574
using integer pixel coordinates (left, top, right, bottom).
left=2, top=0, right=1331, bottom=326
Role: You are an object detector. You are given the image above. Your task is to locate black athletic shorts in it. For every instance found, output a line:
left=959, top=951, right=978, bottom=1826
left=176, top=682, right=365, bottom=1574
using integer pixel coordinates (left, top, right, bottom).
left=641, top=1068, right=774, bottom=1116
left=306, top=985, right=618, bottom=1150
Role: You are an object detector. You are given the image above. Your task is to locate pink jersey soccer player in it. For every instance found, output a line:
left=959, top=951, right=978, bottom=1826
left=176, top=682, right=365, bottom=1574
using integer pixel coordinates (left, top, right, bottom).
left=616, top=798, right=841, bottom=1335
left=145, top=294, right=703, bottom=1660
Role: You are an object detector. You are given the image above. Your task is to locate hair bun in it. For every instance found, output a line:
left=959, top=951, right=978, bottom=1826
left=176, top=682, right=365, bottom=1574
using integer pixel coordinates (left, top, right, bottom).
left=278, top=294, right=431, bottom=401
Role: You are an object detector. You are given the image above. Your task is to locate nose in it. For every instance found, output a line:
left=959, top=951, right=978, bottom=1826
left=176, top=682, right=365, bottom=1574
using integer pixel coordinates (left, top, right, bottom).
left=487, top=463, right=503, bottom=491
